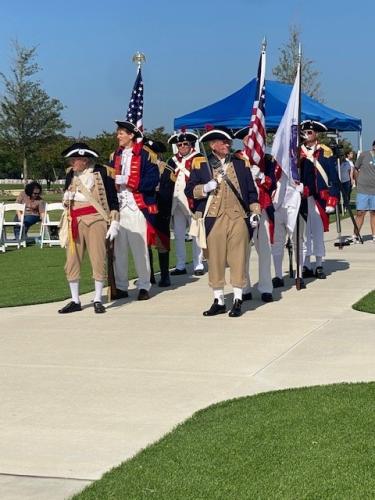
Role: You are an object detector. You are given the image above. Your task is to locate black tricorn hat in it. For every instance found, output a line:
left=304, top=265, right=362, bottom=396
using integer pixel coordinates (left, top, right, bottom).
left=143, top=138, right=167, bottom=154
left=233, top=126, right=250, bottom=140
left=301, top=120, right=327, bottom=132
left=168, top=131, right=198, bottom=145
left=199, top=126, right=233, bottom=143
left=115, top=120, right=143, bottom=139
left=61, top=142, right=99, bottom=158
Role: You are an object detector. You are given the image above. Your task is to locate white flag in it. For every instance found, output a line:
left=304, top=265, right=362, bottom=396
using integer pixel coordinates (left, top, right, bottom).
left=271, top=64, right=301, bottom=232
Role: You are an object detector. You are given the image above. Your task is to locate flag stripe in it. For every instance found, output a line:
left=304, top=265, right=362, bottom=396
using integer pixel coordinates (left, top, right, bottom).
left=245, top=50, right=266, bottom=170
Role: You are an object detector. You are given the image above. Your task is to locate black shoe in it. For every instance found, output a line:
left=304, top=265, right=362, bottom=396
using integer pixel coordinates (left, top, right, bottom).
left=150, top=274, right=156, bottom=285
left=272, top=277, right=285, bottom=288
left=261, top=293, right=273, bottom=303
left=302, top=266, right=315, bottom=279
left=295, top=278, right=306, bottom=289
left=115, top=289, right=129, bottom=299
left=138, top=289, right=150, bottom=300
left=58, top=301, right=82, bottom=314
left=194, top=269, right=205, bottom=276
left=203, top=299, right=226, bottom=316
left=170, top=268, right=187, bottom=276
left=158, top=276, right=171, bottom=287
left=315, top=266, right=326, bottom=279
left=228, top=299, right=243, bottom=317
left=94, top=301, right=106, bottom=314
left=242, top=292, right=253, bottom=301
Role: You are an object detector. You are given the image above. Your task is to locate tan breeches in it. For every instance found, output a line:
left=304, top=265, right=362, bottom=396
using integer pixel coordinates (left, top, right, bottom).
left=206, top=214, right=249, bottom=289
left=65, top=220, right=107, bottom=281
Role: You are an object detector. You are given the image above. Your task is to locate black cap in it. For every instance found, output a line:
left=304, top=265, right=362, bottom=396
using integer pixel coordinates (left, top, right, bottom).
left=233, top=127, right=250, bottom=140
left=300, top=120, right=327, bottom=132
left=168, top=131, right=198, bottom=145
left=199, top=126, right=233, bottom=143
left=115, top=120, right=143, bottom=139
left=143, top=138, right=167, bottom=154
left=61, top=142, right=99, bottom=158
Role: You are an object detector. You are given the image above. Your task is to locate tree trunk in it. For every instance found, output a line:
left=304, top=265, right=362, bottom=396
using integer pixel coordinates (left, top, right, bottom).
left=23, top=155, right=28, bottom=184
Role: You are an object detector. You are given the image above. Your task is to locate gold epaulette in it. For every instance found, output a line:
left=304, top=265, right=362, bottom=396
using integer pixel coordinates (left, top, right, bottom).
left=320, top=144, right=333, bottom=158
left=191, top=155, right=206, bottom=170
left=143, top=145, right=158, bottom=164
left=104, top=165, right=116, bottom=179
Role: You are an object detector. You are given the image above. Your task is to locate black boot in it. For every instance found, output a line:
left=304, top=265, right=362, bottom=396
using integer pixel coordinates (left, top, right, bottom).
left=148, top=246, right=156, bottom=284
left=158, top=251, right=171, bottom=287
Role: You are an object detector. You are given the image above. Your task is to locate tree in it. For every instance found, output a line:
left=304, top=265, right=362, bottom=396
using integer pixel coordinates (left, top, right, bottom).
left=272, top=25, right=322, bottom=101
left=0, top=42, right=70, bottom=182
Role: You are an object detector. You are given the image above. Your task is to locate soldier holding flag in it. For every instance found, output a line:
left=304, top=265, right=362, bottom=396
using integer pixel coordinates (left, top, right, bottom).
left=111, top=64, right=160, bottom=301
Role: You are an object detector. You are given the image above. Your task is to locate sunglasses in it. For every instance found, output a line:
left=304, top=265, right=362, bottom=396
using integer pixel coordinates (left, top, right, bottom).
left=305, top=130, right=315, bottom=135
left=177, top=142, right=191, bottom=147
left=32, top=191, right=41, bottom=195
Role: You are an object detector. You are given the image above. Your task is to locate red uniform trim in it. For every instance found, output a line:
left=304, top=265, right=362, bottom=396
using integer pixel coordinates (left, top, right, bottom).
left=70, top=205, right=97, bottom=240
left=315, top=200, right=330, bottom=232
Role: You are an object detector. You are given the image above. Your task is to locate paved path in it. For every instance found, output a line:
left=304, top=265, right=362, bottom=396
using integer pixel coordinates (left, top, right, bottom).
left=1, top=217, right=374, bottom=499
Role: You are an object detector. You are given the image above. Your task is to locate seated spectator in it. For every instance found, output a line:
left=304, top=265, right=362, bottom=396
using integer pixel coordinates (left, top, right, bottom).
left=14, top=181, right=46, bottom=238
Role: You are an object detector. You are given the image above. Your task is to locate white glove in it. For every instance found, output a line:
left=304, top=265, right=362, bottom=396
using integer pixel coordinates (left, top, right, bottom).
left=203, top=180, right=218, bottom=194
left=249, top=213, right=260, bottom=228
left=115, top=175, right=127, bottom=185
left=295, top=182, right=304, bottom=194
left=106, top=220, right=120, bottom=241
left=325, top=205, right=335, bottom=214
left=250, top=166, right=260, bottom=178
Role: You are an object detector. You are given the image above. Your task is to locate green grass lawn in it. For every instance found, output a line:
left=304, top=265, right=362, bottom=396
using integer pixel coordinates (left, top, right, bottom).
left=353, top=291, right=375, bottom=314
left=0, top=242, right=191, bottom=308
left=73, top=382, right=375, bottom=500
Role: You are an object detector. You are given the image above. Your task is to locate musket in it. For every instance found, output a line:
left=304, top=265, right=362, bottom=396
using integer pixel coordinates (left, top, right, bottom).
left=106, top=238, right=117, bottom=301
left=286, top=237, right=294, bottom=278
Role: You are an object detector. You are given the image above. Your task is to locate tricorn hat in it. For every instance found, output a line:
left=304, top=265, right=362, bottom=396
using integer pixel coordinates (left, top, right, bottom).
left=168, top=130, right=198, bottom=145
left=233, top=126, right=250, bottom=140
left=199, top=126, right=233, bottom=143
left=61, top=142, right=99, bottom=158
left=115, top=120, right=143, bottom=139
left=143, top=138, right=167, bottom=154
left=300, top=120, right=327, bottom=132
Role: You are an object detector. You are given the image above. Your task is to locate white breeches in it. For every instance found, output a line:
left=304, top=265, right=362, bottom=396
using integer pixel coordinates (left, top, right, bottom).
left=271, top=207, right=306, bottom=279
left=305, top=196, right=325, bottom=258
left=244, top=211, right=272, bottom=294
left=114, top=206, right=151, bottom=291
left=173, top=206, right=203, bottom=271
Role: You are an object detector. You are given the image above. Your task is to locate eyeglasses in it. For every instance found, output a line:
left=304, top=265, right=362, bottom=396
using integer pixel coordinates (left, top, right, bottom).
left=177, top=142, right=191, bottom=147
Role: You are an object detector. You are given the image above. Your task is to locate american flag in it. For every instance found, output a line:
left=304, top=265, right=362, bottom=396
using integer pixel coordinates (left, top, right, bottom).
left=126, top=68, right=144, bottom=139
left=245, top=47, right=266, bottom=170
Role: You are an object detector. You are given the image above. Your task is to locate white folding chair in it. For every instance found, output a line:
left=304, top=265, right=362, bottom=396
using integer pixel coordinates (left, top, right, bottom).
left=0, top=203, right=5, bottom=253
left=40, top=202, right=64, bottom=248
left=1, top=203, right=26, bottom=250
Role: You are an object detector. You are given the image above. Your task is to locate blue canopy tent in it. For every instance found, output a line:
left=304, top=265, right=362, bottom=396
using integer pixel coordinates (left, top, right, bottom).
left=174, top=78, right=362, bottom=134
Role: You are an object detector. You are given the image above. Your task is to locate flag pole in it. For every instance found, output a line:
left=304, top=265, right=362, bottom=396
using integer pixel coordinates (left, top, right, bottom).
left=295, top=44, right=303, bottom=290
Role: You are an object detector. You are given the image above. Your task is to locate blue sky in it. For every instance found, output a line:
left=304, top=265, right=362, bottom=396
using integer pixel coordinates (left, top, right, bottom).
left=1, top=0, right=373, bottom=148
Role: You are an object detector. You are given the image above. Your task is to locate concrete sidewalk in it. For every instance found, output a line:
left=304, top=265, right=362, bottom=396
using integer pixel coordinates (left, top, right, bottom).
left=0, top=217, right=374, bottom=499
